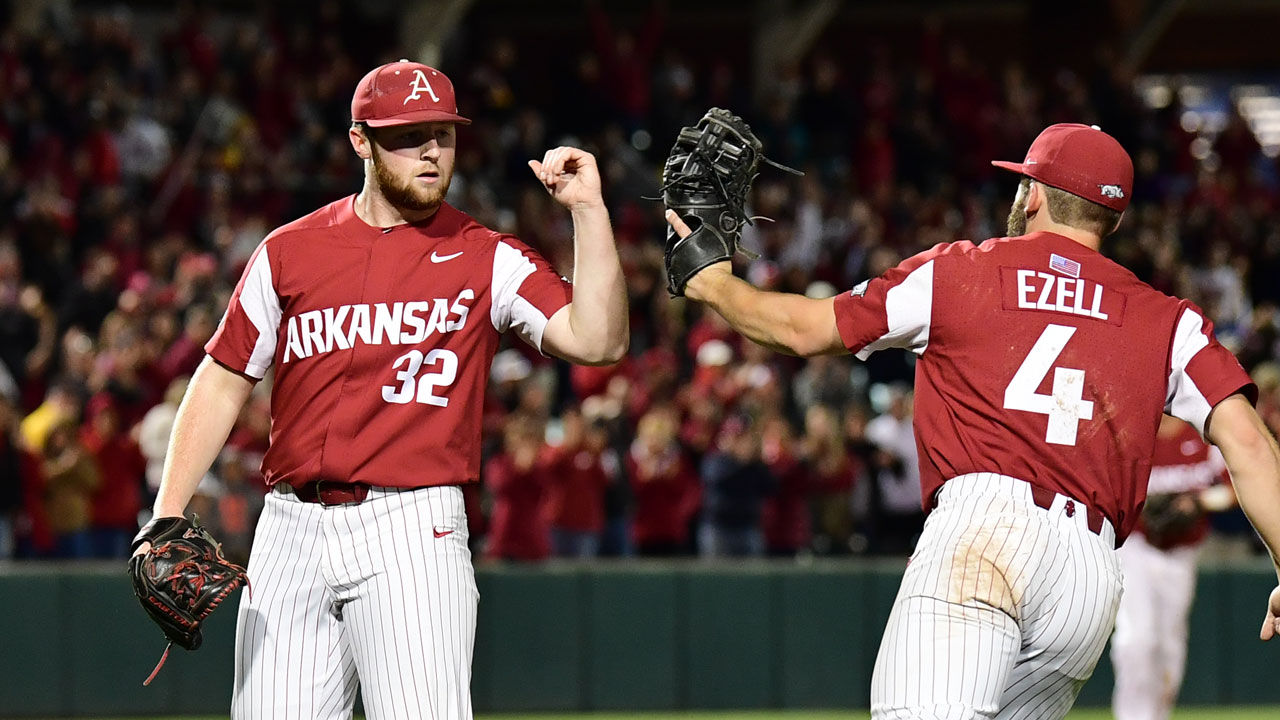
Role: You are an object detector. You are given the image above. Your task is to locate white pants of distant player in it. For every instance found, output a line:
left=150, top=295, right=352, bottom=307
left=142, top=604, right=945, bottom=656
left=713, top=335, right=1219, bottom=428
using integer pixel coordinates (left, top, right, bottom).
left=870, top=473, right=1123, bottom=720
left=230, top=485, right=477, bottom=720
left=1111, top=532, right=1198, bottom=720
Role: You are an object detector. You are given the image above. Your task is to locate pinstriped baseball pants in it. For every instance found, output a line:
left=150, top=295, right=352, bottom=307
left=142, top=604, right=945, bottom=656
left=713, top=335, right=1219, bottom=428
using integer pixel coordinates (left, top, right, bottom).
left=870, top=473, right=1123, bottom=720
left=230, top=485, right=478, bottom=720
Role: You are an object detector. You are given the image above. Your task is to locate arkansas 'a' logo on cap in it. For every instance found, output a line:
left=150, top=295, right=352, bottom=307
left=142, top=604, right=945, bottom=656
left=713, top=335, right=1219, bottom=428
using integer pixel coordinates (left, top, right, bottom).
left=405, top=69, right=440, bottom=104
left=1098, top=184, right=1125, bottom=199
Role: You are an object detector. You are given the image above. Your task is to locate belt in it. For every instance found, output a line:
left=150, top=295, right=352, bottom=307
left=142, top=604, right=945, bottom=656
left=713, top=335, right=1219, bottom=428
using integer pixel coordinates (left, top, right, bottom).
left=1028, top=485, right=1106, bottom=537
left=285, top=480, right=371, bottom=506
left=931, top=479, right=1110, bottom=540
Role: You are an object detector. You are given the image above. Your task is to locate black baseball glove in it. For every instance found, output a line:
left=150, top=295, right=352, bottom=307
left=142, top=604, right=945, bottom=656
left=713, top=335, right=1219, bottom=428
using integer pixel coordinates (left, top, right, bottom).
left=129, top=515, right=249, bottom=685
left=655, top=107, right=800, bottom=296
left=1139, top=491, right=1204, bottom=549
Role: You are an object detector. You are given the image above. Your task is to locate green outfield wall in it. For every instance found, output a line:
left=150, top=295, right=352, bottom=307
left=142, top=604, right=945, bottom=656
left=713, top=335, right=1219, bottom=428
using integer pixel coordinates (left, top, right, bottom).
left=1, top=559, right=1276, bottom=717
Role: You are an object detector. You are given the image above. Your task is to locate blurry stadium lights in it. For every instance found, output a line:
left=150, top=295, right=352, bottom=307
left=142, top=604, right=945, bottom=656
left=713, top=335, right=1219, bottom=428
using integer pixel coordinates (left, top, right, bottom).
left=1178, top=85, right=1209, bottom=106
left=1232, top=87, right=1280, bottom=159
left=1139, top=74, right=1280, bottom=162
left=1142, top=84, right=1174, bottom=109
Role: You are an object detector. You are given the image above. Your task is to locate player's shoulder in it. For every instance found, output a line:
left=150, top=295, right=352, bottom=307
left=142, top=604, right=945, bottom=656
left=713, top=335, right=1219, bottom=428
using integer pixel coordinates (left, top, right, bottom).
left=907, top=236, right=1017, bottom=267
left=438, top=202, right=526, bottom=254
left=260, top=196, right=354, bottom=249
left=948, top=233, right=1159, bottom=289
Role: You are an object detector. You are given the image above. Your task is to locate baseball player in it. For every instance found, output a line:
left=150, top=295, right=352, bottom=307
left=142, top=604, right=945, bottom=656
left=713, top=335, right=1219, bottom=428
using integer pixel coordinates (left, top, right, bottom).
left=1111, top=414, right=1234, bottom=720
left=136, top=60, right=627, bottom=719
left=665, top=122, right=1280, bottom=719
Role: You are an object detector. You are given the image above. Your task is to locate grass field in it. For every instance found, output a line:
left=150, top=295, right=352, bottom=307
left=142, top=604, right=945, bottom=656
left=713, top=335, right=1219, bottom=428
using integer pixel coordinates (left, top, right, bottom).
left=488, top=711, right=1270, bottom=720
left=58, top=709, right=1280, bottom=720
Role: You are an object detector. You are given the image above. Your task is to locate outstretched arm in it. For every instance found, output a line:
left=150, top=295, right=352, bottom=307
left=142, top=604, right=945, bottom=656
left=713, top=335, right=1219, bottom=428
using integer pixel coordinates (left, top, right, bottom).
left=533, top=147, right=628, bottom=366
left=670, top=211, right=846, bottom=357
left=1205, top=393, right=1280, bottom=640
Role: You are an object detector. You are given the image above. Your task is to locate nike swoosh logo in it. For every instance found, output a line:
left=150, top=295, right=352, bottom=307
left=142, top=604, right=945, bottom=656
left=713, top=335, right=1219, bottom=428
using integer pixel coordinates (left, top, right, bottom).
left=433, top=527, right=454, bottom=538
left=430, top=251, right=463, bottom=263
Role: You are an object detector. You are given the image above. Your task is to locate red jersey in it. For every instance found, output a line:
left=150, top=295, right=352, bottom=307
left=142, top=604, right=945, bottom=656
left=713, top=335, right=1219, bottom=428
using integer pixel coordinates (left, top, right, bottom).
left=483, top=452, right=551, bottom=561
left=626, top=443, right=700, bottom=546
left=834, top=231, right=1254, bottom=541
left=1139, top=423, right=1228, bottom=547
left=540, top=445, right=608, bottom=533
left=206, top=196, right=572, bottom=489
left=83, top=429, right=146, bottom=530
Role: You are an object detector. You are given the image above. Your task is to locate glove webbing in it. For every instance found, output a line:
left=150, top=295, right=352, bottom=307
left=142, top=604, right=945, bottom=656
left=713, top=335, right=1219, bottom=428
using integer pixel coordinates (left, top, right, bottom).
left=652, top=128, right=801, bottom=229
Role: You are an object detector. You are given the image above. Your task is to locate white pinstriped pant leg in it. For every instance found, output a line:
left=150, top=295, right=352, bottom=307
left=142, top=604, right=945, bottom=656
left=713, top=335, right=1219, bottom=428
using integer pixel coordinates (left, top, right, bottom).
left=232, top=490, right=359, bottom=720
left=994, top=503, right=1121, bottom=720
left=870, top=473, right=1122, bottom=720
left=334, top=486, right=479, bottom=720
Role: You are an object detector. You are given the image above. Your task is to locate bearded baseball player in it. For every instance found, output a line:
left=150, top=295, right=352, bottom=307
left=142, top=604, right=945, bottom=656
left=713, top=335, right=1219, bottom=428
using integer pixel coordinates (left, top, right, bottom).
left=135, top=59, right=627, bottom=719
left=1111, top=414, right=1234, bottom=720
left=664, top=122, right=1280, bottom=719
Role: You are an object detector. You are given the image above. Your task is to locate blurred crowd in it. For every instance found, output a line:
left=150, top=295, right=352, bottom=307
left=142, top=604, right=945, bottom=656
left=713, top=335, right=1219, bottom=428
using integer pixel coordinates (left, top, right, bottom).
left=2, top=1, right=1279, bottom=563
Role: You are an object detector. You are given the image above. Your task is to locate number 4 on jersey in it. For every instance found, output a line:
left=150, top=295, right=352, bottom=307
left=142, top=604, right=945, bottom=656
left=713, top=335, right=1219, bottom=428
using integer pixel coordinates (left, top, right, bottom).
left=1003, top=324, right=1094, bottom=446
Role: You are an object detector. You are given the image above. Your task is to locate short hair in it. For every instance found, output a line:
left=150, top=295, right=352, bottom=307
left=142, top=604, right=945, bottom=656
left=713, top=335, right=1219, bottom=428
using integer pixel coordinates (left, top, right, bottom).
left=1024, top=177, right=1122, bottom=237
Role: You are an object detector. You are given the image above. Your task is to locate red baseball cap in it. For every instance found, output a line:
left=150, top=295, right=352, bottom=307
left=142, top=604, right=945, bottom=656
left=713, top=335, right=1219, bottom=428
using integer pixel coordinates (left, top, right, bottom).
left=351, top=59, right=471, bottom=127
left=992, top=123, right=1133, bottom=212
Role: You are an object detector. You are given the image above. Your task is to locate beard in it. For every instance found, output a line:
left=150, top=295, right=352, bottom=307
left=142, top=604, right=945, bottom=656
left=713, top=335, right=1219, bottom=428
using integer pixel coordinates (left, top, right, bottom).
left=371, top=148, right=451, bottom=214
left=1006, top=182, right=1029, bottom=236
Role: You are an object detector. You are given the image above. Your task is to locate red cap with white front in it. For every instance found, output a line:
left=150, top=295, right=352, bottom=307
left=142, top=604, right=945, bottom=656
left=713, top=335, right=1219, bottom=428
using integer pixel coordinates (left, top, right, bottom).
left=351, top=59, right=471, bottom=127
left=992, top=123, right=1133, bottom=212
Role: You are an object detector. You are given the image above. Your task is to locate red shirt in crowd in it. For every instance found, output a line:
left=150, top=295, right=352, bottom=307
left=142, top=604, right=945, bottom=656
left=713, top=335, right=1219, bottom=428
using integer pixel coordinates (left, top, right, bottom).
left=82, top=427, right=145, bottom=531
left=540, top=444, right=608, bottom=534
left=626, top=443, right=699, bottom=547
left=483, top=452, right=549, bottom=561
left=760, top=445, right=811, bottom=553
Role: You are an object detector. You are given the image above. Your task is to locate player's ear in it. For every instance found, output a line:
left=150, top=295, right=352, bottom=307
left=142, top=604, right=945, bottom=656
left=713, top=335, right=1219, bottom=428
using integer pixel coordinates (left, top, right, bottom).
left=349, top=122, right=372, bottom=160
left=1109, top=210, right=1125, bottom=235
left=1025, top=181, right=1045, bottom=214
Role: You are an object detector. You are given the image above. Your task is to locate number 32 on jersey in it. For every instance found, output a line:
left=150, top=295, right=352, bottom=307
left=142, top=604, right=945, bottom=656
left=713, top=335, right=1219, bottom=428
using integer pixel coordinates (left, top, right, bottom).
left=381, top=349, right=458, bottom=407
left=1003, top=324, right=1093, bottom=446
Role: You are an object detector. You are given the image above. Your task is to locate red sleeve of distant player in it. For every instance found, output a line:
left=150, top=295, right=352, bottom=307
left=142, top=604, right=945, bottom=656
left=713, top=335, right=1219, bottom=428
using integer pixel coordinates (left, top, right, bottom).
left=205, top=240, right=281, bottom=379
left=833, top=242, right=957, bottom=356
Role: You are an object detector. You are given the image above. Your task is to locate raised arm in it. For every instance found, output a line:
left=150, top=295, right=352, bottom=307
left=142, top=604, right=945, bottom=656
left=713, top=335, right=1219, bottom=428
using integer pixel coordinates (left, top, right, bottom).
left=532, top=147, right=628, bottom=365
left=669, top=210, right=846, bottom=357
left=1205, top=393, right=1280, bottom=640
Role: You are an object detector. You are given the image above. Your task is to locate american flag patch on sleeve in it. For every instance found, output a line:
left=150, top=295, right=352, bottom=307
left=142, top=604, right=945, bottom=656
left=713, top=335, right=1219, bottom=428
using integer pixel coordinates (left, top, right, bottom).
left=1049, top=253, right=1081, bottom=278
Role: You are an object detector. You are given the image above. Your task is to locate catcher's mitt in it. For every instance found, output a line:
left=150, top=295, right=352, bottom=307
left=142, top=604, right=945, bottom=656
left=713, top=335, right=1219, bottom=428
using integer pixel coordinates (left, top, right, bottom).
left=1139, top=491, right=1204, bottom=549
left=655, top=107, right=800, bottom=296
left=129, top=515, right=248, bottom=685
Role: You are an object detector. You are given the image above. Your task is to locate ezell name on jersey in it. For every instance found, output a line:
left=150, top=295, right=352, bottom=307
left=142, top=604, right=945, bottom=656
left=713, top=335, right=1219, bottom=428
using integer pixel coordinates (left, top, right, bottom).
left=1001, top=267, right=1124, bottom=323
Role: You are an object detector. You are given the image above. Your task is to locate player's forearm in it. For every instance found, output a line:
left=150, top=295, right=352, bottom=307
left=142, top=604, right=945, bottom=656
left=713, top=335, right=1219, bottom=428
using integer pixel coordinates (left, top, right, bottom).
left=686, top=268, right=834, bottom=357
left=152, top=356, right=255, bottom=517
left=1210, top=397, right=1280, bottom=580
left=564, top=203, right=628, bottom=364
left=1227, top=457, right=1280, bottom=581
